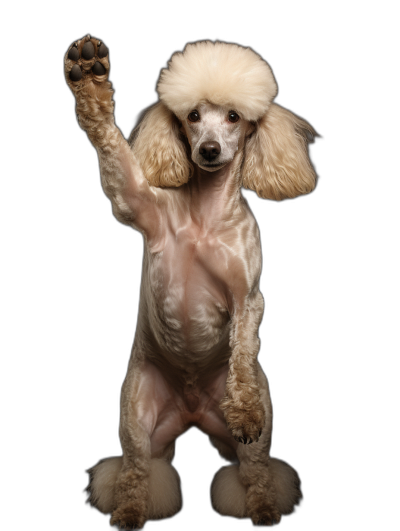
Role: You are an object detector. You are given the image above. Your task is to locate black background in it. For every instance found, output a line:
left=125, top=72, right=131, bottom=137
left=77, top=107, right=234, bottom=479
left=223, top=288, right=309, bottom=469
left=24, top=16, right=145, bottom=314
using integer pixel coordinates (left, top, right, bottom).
left=25, top=4, right=368, bottom=530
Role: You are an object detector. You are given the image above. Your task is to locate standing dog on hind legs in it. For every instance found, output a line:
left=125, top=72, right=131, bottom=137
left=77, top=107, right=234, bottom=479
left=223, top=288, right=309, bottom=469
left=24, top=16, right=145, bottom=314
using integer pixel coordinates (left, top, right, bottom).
left=64, top=36, right=317, bottom=528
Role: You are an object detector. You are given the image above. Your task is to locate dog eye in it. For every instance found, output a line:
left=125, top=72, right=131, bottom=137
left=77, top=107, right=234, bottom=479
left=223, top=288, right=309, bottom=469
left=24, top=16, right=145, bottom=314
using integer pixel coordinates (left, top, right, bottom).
left=228, top=111, right=240, bottom=123
left=188, top=110, right=200, bottom=122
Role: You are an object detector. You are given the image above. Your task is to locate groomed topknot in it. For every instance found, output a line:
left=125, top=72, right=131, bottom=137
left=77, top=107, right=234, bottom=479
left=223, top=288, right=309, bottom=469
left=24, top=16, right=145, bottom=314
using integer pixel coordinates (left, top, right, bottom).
left=157, top=41, right=278, bottom=122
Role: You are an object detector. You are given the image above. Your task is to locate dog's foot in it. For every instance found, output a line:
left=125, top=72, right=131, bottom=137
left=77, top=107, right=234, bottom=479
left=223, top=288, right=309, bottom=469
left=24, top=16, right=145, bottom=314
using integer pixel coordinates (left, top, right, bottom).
left=64, top=35, right=114, bottom=143
left=251, top=506, right=282, bottom=526
left=220, top=397, right=265, bottom=444
left=247, top=482, right=282, bottom=526
left=110, top=467, right=149, bottom=530
left=64, top=35, right=110, bottom=93
left=110, top=504, right=146, bottom=530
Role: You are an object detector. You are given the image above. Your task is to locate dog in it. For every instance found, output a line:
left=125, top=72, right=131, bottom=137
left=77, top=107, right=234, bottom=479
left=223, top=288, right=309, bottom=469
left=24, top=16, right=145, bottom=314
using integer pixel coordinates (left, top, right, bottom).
left=64, top=36, right=317, bottom=528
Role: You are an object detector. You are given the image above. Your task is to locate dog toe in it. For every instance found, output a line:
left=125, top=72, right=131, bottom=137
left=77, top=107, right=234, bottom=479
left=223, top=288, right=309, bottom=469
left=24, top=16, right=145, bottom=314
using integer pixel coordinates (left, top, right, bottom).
left=68, top=44, right=79, bottom=61
left=92, top=61, right=106, bottom=76
left=98, top=42, right=109, bottom=58
left=69, top=64, right=82, bottom=81
left=82, top=40, right=95, bottom=60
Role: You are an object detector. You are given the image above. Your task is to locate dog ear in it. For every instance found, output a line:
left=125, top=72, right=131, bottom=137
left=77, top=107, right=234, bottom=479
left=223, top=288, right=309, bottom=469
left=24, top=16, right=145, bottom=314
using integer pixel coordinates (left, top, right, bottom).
left=242, top=104, right=317, bottom=200
left=130, top=102, right=192, bottom=187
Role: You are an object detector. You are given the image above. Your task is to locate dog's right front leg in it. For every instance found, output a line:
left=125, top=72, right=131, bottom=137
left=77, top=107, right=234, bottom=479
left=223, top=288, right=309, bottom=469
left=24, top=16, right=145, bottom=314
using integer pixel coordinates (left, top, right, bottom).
left=64, top=35, right=162, bottom=237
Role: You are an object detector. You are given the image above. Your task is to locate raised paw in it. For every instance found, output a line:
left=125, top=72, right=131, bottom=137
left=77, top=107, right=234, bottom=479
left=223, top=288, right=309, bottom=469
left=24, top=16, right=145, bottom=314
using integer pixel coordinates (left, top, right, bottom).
left=64, top=34, right=109, bottom=90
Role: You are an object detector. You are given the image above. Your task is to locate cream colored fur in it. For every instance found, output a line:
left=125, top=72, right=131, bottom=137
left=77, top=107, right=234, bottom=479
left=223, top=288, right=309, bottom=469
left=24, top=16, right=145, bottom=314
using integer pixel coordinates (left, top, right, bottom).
left=269, top=458, right=302, bottom=515
left=242, top=104, right=317, bottom=199
left=132, top=41, right=316, bottom=194
left=65, top=35, right=315, bottom=529
left=211, top=465, right=247, bottom=517
left=87, top=457, right=122, bottom=514
left=157, top=41, right=277, bottom=122
left=147, top=459, right=182, bottom=518
left=211, top=459, right=301, bottom=518
left=88, top=457, right=182, bottom=519
left=130, top=102, right=192, bottom=188
left=131, top=100, right=316, bottom=194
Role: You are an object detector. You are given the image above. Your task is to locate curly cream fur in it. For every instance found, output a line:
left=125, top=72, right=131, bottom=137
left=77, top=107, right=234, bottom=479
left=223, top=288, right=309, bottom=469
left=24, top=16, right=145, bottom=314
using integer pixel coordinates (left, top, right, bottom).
left=211, top=459, right=301, bottom=519
left=87, top=455, right=182, bottom=521
left=242, top=104, right=317, bottom=199
left=87, top=457, right=122, bottom=514
left=211, top=465, right=247, bottom=517
left=65, top=35, right=314, bottom=529
left=157, top=40, right=277, bottom=122
left=131, top=102, right=193, bottom=187
left=137, top=43, right=316, bottom=199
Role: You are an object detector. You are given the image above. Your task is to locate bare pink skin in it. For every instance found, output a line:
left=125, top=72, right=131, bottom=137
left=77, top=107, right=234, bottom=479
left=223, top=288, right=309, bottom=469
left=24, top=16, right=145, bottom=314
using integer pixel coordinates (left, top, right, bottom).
left=136, top=361, right=234, bottom=457
left=130, top=106, right=261, bottom=456
left=64, top=36, right=301, bottom=529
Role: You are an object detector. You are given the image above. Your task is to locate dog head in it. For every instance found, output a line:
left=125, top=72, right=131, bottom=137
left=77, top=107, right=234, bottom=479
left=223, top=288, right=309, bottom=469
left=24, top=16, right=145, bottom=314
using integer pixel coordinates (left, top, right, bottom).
left=131, top=41, right=317, bottom=200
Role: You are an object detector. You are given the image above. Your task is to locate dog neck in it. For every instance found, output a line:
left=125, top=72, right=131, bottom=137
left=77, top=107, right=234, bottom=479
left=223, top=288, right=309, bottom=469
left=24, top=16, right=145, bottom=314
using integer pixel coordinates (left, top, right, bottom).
left=187, top=152, right=243, bottom=229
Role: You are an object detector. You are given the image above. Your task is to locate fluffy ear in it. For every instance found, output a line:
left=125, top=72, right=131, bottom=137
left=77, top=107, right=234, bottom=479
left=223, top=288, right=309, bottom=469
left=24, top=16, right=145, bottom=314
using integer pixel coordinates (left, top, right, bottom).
left=130, top=102, right=192, bottom=187
left=242, top=103, right=317, bottom=200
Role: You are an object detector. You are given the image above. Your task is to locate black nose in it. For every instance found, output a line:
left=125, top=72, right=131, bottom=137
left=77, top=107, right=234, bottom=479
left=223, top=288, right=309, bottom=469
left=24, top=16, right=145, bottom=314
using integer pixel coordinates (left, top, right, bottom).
left=199, top=141, right=221, bottom=162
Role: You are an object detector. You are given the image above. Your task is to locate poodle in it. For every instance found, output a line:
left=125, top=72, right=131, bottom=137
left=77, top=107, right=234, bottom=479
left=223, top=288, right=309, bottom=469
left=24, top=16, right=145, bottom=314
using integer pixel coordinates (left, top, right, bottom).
left=64, top=36, right=317, bottom=528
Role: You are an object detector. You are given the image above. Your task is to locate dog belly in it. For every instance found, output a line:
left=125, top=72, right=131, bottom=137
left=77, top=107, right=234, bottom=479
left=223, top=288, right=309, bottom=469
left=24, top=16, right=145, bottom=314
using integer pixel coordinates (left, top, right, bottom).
left=144, top=279, right=230, bottom=364
left=164, top=290, right=229, bottom=353
left=144, top=241, right=231, bottom=360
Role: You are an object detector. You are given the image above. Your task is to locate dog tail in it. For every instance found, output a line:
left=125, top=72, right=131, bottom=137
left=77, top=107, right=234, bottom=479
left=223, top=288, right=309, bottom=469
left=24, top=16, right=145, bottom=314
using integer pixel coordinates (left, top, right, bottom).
left=86, top=456, right=123, bottom=514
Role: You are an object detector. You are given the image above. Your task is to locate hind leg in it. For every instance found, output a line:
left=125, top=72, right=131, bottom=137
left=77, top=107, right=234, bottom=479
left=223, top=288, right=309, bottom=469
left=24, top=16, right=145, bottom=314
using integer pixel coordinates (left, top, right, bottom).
left=209, top=363, right=301, bottom=525
left=88, top=356, right=184, bottom=528
left=87, top=449, right=181, bottom=522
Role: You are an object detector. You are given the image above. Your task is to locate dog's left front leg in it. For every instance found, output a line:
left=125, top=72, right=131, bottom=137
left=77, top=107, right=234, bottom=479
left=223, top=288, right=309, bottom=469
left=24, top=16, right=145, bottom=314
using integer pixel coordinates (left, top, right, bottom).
left=220, top=291, right=266, bottom=444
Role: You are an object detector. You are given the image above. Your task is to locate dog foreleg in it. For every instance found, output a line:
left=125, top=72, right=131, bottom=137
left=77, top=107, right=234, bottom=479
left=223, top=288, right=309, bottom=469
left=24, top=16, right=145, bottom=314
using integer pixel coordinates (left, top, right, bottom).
left=64, top=35, right=162, bottom=237
left=220, top=291, right=266, bottom=444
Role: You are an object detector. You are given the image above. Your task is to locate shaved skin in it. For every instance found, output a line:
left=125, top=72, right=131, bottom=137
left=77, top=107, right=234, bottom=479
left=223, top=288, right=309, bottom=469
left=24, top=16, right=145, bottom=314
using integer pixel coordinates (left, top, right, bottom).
left=134, top=151, right=255, bottom=458
left=65, top=43, right=300, bottom=524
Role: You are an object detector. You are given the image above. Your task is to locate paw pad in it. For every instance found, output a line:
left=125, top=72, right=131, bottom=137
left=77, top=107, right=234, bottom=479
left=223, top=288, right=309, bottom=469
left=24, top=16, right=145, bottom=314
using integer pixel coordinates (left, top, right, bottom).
left=68, top=44, right=79, bottom=61
left=92, top=61, right=106, bottom=76
left=98, top=42, right=108, bottom=58
left=69, top=64, right=82, bottom=81
left=82, top=41, right=95, bottom=60
left=66, top=37, right=108, bottom=83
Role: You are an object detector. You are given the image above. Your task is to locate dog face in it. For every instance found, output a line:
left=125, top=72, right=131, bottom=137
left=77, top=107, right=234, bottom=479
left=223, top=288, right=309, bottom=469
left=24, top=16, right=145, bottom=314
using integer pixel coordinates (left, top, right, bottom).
left=181, top=103, right=254, bottom=172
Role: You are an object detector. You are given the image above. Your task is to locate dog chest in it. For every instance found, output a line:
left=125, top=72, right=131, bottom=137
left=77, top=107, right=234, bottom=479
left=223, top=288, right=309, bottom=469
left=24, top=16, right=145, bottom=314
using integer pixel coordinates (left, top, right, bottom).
left=144, top=234, right=235, bottom=356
